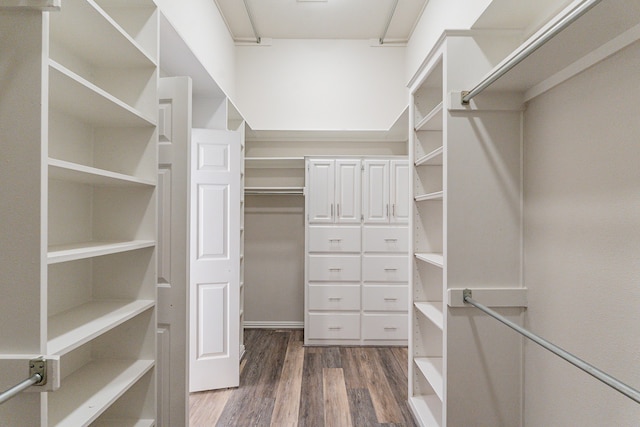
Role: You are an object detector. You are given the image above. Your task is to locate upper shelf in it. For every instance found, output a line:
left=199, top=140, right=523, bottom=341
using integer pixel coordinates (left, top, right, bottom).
left=469, top=0, right=640, bottom=95
left=245, top=157, right=305, bottom=169
left=49, top=159, right=155, bottom=187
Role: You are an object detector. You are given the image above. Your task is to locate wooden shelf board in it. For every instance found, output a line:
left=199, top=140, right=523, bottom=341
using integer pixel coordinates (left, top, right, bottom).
left=414, top=252, right=443, bottom=268
left=244, top=157, right=305, bottom=169
left=48, top=240, right=156, bottom=264
left=415, top=146, right=443, bottom=166
left=49, top=158, right=155, bottom=187
left=415, top=191, right=444, bottom=202
left=49, top=0, right=155, bottom=68
left=415, top=102, right=443, bottom=131
left=48, top=359, right=154, bottom=427
left=414, top=357, right=444, bottom=401
left=414, top=302, right=444, bottom=330
left=48, top=299, right=155, bottom=355
left=409, top=395, right=443, bottom=427
left=91, top=418, right=155, bottom=427
left=49, top=60, right=155, bottom=128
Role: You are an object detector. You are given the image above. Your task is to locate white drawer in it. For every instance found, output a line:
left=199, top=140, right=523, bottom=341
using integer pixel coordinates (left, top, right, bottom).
left=362, top=313, right=408, bottom=340
left=363, top=226, right=408, bottom=253
left=362, top=255, right=408, bottom=282
left=308, top=255, right=361, bottom=281
left=308, top=226, right=361, bottom=253
left=362, top=285, right=408, bottom=311
left=307, top=313, right=360, bottom=340
left=308, top=285, right=360, bottom=310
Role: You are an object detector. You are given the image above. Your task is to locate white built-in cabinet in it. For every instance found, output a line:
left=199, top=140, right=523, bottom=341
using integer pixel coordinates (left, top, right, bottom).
left=305, top=157, right=408, bottom=346
left=363, top=159, right=409, bottom=224
left=0, top=1, right=158, bottom=425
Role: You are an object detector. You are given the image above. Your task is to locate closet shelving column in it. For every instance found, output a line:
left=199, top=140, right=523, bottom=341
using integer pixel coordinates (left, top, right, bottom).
left=47, top=0, right=158, bottom=425
left=409, top=50, right=445, bottom=425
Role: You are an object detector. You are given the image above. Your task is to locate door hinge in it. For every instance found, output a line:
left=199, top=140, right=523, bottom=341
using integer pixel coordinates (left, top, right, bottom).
left=361, top=165, right=365, bottom=171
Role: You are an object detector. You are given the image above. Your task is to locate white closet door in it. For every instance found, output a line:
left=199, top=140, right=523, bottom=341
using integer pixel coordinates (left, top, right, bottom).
left=363, top=159, right=390, bottom=223
left=390, top=160, right=410, bottom=224
left=308, top=159, right=335, bottom=223
left=157, top=77, right=190, bottom=426
left=189, top=128, right=240, bottom=392
left=335, top=159, right=362, bottom=224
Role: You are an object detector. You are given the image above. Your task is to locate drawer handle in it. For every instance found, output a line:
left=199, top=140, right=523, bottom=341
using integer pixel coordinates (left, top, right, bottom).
left=384, top=238, right=398, bottom=242
left=328, top=297, right=342, bottom=301
left=384, top=268, right=398, bottom=271
left=328, top=268, right=342, bottom=271
left=384, top=297, right=398, bottom=301
left=384, top=327, right=398, bottom=331
left=328, top=326, right=342, bottom=330
left=328, top=238, right=342, bottom=242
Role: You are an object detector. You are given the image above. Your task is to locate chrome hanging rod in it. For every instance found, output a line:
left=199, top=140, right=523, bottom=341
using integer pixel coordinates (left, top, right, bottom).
left=242, top=0, right=261, bottom=44
left=461, top=0, right=602, bottom=104
left=462, top=289, right=640, bottom=405
left=379, top=0, right=399, bottom=45
left=0, top=358, right=47, bottom=405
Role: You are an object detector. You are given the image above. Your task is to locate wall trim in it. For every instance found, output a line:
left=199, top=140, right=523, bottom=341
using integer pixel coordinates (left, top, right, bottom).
left=244, top=321, right=304, bottom=329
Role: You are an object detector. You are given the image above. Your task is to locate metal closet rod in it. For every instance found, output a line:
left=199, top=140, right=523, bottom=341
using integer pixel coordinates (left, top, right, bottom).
left=462, top=289, right=640, bottom=405
left=461, top=0, right=602, bottom=104
left=242, top=0, right=261, bottom=44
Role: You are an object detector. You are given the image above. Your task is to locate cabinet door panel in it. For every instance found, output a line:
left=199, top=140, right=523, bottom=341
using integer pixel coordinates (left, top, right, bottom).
left=335, top=159, right=361, bottom=223
left=363, top=159, right=390, bottom=223
left=307, top=313, right=361, bottom=340
left=390, top=160, right=409, bottom=224
left=308, top=284, right=361, bottom=310
left=308, top=159, right=335, bottom=223
left=362, top=285, right=408, bottom=311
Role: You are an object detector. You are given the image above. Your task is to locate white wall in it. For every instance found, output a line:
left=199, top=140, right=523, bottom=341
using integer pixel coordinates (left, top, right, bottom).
left=406, top=0, right=492, bottom=83
left=523, top=41, right=640, bottom=426
left=156, top=0, right=237, bottom=100
left=236, top=39, right=407, bottom=131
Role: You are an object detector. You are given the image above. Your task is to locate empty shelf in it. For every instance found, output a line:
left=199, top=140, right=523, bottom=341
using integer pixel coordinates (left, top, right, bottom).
left=244, top=186, right=304, bottom=195
left=415, top=253, right=443, bottom=267
left=415, top=357, right=444, bottom=401
left=415, top=146, right=443, bottom=166
left=244, top=157, right=305, bottom=169
left=92, top=419, right=155, bottom=427
left=409, top=395, right=442, bottom=427
left=415, top=102, right=443, bottom=131
left=48, top=240, right=156, bottom=264
left=414, top=302, right=444, bottom=330
left=48, top=299, right=155, bottom=355
left=415, top=191, right=443, bottom=202
left=49, top=158, right=155, bottom=187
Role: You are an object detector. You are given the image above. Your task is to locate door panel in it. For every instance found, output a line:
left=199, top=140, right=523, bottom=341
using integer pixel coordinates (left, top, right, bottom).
left=363, top=159, right=390, bottom=223
left=335, top=159, right=361, bottom=223
left=391, top=160, right=410, bottom=224
left=308, top=159, right=335, bottom=223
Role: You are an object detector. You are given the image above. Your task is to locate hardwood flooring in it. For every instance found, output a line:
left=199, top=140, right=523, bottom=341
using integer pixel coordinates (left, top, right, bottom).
left=189, top=329, right=417, bottom=427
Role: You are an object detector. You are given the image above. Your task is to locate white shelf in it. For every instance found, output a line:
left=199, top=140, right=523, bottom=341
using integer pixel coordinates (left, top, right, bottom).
left=409, top=395, right=443, bottom=427
left=414, top=302, right=444, bottom=330
left=48, top=240, right=156, bottom=264
left=245, top=157, right=305, bottom=169
left=49, top=0, right=156, bottom=68
left=49, top=158, right=155, bottom=187
left=92, top=419, right=155, bottom=427
left=48, top=299, right=155, bottom=355
left=49, top=60, right=155, bottom=128
left=244, top=186, right=304, bottom=195
left=48, top=359, right=154, bottom=427
left=415, top=357, right=444, bottom=401
left=415, top=146, right=443, bottom=167
left=415, top=102, right=443, bottom=131
left=415, top=191, right=444, bottom=202
left=415, top=253, right=444, bottom=268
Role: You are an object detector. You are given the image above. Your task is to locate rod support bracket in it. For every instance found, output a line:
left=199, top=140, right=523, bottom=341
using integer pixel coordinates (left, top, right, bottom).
left=462, top=288, right=472, bottom=303
left=460, top=91, right=470, bottom=105
left=29, top=358, right=46, bottom=386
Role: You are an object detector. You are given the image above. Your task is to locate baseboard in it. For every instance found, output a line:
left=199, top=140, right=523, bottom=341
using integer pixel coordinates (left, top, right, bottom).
left=243, top=320, right=304, bottom=329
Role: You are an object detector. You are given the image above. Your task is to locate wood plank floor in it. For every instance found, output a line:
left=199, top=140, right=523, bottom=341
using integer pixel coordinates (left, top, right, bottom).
left=189, top=329, right=417, bottom=426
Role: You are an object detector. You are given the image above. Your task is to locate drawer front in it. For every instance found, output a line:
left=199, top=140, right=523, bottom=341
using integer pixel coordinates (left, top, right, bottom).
left=362, top=314, right=408, bottom=340
left=362, top=285, right=408, bottom=311
left=308, top=255, right=361, bottom=281
left=308, top=285, right=360, bottom=310
left=363, top=226, right=408, bottom=253
left=362, top=255, right=408, bottom=282
left=307, top=313, right=361, bottom=340
left=308, top=226, right=361, bottom=253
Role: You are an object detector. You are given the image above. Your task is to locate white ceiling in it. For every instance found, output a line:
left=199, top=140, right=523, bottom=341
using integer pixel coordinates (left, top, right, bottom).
left=213, top=0, right=429, bottom=42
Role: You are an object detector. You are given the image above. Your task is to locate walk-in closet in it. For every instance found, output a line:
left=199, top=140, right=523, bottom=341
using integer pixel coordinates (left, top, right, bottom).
left=1, top=0, right=639, bottom=426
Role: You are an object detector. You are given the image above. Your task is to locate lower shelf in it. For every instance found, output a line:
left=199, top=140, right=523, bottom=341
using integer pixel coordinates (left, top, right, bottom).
left=91, top=419, right=155, bottom=427
left=48, top=359, right=154, bottom=427
left=409, top=395, right=443, bottom=427
left=414, top=357, right=444, bottom=401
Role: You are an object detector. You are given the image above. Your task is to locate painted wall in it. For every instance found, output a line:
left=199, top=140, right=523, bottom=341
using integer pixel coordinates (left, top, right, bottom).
left=405, top=0, right=492, bottom=83
left=523, top=42, right=640, bottom=425
left=156, top=0, right=237, bottom=100
left=235, top=39, right=407, bottom=131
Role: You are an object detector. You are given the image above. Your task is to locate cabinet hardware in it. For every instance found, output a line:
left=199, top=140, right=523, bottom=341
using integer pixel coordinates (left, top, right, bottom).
left=328, top=268, right=342, bottom=271
left=328, top=238, right=342, bottom=242
left=328, top=297, right=342, bottom=301
left=384, top=297, right=398, bottom=301
left=337, top=203, right=340, bottom=217
left=386, top=204, right=389, bottom=217
left=393, top=204, right=396, bottom=217
left=384, top=238, right=398, bottom=242
left=384, top=268, right=398, bottom=271
left=328, top=326, right=342, bottom=330
left=383, top=327, right=398, bottom=330
left=331, top=203, right=334, bottom=218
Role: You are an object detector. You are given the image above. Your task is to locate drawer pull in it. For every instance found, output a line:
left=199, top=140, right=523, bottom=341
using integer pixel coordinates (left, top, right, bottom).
left=328, top=268, right=342, bottom=271
left=384, top=238, right=398, bottom=242
left=384, top=297, right=398, bottom=301
left=384, top=268, right=398, bottom=271
left=328, top=297, right=342, bottom=301
left=384, top=327, right=398, bottom=331
left=328, top=326, right=342, bottom=330
left=328, top=238, right=342, bottom=242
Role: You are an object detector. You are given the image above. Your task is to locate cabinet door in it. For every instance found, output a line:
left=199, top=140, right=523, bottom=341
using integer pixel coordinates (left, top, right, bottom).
left=308, top=159, right=335, bottom=223
left=335, top=159, right=361, bottom=223
left=390, top=160, right=410, bottom=224
left=363, top=159, right=390, bottom=223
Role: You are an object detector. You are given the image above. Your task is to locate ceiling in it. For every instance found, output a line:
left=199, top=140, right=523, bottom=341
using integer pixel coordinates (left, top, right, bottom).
left=213, top=0, right=429, bottom=42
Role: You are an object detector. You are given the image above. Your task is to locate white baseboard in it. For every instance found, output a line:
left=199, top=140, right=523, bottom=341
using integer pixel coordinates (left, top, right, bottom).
left=243, top=320, right=304, bottom=329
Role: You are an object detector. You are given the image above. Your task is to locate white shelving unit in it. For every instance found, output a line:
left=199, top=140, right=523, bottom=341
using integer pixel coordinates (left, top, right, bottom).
left=0, top=1, right=158, bottom=425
